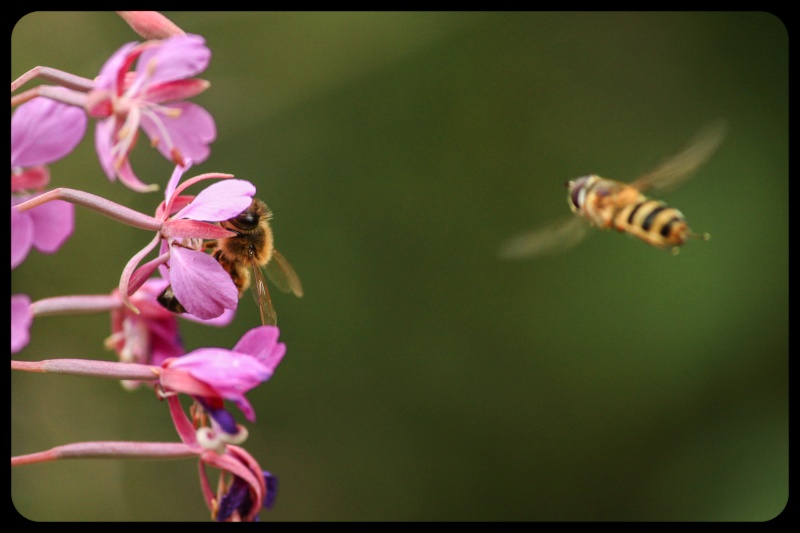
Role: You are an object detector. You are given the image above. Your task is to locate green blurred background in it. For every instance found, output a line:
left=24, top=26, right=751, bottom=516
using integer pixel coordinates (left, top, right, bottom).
left=11, top=12, right=787, bottom=521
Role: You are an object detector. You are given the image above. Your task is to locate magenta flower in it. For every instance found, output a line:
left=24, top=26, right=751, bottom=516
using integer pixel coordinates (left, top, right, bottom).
left=11, top=96, right=86, bottom=269
left=11, top=294, right=33, bottom=353
left=160, top=325, right=286, bottom=428
left=86, top=33, right=215, bottom=192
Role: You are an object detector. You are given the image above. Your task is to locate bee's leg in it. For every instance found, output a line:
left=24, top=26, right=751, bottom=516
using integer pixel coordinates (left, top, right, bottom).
left=202, top=240, right=218, bottom=251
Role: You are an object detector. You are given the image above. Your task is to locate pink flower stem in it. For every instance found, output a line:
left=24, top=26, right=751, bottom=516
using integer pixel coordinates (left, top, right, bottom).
left=12, top=441, right=198, bottom=467
left=11, top=358, right=160, bottom=381
left=11, top=66, right=95, bottom=93
left=11, top=83, right=90, bottom=108
left=30, top=295, right=121, bottom=317
left=13, top=188, right=162, bottom=232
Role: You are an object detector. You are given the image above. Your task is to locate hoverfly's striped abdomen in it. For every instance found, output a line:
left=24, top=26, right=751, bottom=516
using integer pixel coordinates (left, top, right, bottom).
left=615, top=199, right=689, bottom=249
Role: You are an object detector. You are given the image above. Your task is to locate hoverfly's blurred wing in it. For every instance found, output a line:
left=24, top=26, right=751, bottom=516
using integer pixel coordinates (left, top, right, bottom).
left=265, top=249, right=304, bottom=297
left=630, top=120, right=727, bottom=194
left=498, top=216, right=589, bottom=260
left=251, top=257, right=278, bottom=326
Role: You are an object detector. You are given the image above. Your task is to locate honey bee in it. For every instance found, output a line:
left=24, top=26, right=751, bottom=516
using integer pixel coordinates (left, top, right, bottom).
left=158, top=198, right=303, bottom=325
left=498, top=121, right=726, bottom=259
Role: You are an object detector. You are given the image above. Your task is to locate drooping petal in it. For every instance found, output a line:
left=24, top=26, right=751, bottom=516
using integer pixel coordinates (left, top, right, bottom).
left=11, top=202, right=33, bottom=269
left=11, top=294, right=33, bottom=353
left=11, top=96, right=87, bottom=168
left=29, top=198, right=74, bottom=253
left=183, top=307, right=236, bottom=327
left=168, top=245, right=238, bottom=319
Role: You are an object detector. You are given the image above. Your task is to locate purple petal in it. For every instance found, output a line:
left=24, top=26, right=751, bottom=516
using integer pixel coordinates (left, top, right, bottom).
left=11, top=294, right=33, bottom=353
left=176, top=179, right=255, bottom=222
left=140, top=102, right=216, bottom=164
left=11, top=202, right=33, bottom=269
left=168, top=246, right=238, bottom=319
left=136, top=34, right=210, bottom=86
left=29, top=199, right=74, bottom=253
left=11, top=96, right=87, bottom=168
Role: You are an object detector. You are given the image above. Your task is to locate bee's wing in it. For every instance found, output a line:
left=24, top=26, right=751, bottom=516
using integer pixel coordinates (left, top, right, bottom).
left=251, top=257, right=278, bottom=326
left=498, top=216, right=589, bottom=260
left=630, top=120, right=727, bottom=194
left=264, top=249, right=304, bottom=297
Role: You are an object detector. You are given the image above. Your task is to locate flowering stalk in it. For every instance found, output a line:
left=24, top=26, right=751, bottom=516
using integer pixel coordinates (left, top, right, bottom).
left=12, top=11, right=288, bottom=521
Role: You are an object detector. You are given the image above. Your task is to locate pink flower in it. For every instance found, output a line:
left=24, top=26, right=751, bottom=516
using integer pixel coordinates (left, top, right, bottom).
left=11, top=294, right=33, bottom=353
left=86, top=34, right=215, bottom=192
left=11, top=96, right=86, bottom=269
left=122, top=162, right=255, bottom=319
left=160, top=325, right=286, bottom=425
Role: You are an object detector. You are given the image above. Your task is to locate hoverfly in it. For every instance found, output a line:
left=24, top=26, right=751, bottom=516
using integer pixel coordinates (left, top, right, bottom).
left=499, top=121, right=726, bottom=258
left=158, top=198, right=303, bottom=325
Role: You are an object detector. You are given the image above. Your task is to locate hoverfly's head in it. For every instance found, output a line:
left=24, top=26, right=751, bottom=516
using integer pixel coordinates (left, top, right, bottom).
left=564, top=175, right=594, bottom=214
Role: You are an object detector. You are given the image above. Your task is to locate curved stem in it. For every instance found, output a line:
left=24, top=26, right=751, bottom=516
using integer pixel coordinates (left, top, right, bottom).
left=14, top=188, right=162, bottom=231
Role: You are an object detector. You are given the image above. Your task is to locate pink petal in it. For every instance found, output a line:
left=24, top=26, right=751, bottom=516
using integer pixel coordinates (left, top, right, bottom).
left=168, top=246, right=238, bottom=319
left=169, top=348, right=272, bottom=398
left=29, top=199, right=74, bottom=253
left=94, top=41, right=138, bottom=91
left=11, top=97, right=87, bottom=168
left=176, top=179, right=255, bottom=222
left=11, top=294, right=33, bottom=353
left=164, top=162, right=191, bottom=205
left=140, top=102, right=216, bottom=164
left=183, top=307, right=236, bottom=327
left=11, top=202, right=33, bottom=269
left=232, top=326, right=286, bottom=372
left=94, top=118, right=117, bottom=180
left=136, top=34, right=210, bottom=86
